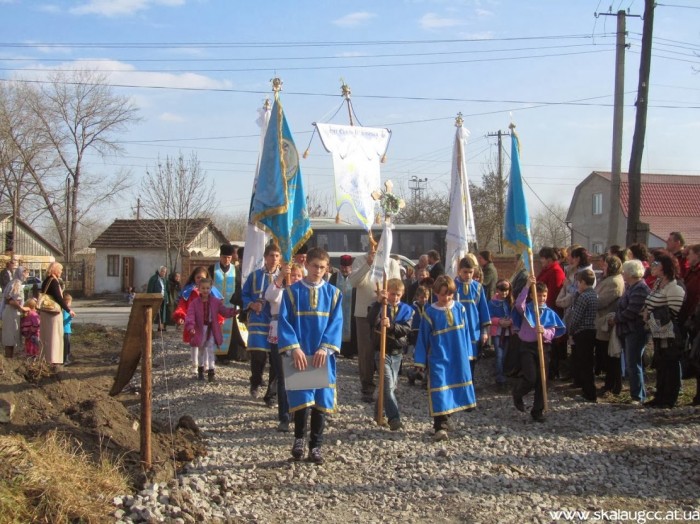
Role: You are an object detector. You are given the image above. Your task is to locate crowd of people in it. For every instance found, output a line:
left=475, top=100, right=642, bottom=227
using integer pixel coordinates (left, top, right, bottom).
left=3, top=229, right=699, bottom=463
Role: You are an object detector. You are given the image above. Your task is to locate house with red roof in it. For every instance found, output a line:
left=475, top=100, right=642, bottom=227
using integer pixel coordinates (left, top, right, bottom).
left=566, top=171, right=700, bottom=254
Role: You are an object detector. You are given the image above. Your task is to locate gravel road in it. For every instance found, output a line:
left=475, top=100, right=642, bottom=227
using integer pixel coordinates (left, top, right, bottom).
left=113, top=331, right=700, bottom=523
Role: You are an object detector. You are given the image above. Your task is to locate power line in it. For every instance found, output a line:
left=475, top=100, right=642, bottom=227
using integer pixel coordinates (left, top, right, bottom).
left=0, top=49, right=615, bottom=74
left=0, top=33, right=617, bottom=49
left=656, top=3, right=700, bottom=9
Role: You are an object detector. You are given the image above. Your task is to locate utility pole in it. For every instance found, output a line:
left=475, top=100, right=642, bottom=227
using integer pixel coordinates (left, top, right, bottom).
left=487, top=129, right=511, bottom=253
left=65, top=175, right=71, bottom=263
left=596, top=8, right=639, bottom=248
left=408, top=175, right=427, bottom=223
left=626, top=0, right=655, bottom=246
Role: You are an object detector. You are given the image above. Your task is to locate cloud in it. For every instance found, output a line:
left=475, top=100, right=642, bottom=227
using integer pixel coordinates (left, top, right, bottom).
left=419, top=12, right=464, bottom=29
left=70, top=0, right=185, bottom=17
left=158, top=112, right=186, bottom=123
left=37, top=4, right=61, bottom=13
left=458, top=31, right=494, bottom=40
left=475, top=8, right=493, bottom=17
left=13, top=59, right=231, bottom=91
left=333, top=11, right=376, bottom=27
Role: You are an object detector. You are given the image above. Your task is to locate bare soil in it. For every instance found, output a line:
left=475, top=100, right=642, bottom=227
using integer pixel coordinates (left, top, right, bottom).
left=0, top=323, right=206, bottom=489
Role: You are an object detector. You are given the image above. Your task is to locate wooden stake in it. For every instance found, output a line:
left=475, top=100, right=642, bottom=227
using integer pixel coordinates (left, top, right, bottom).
left=141, top=305, right=153, bottom=471
left=376, top=275, right=388, bottom=426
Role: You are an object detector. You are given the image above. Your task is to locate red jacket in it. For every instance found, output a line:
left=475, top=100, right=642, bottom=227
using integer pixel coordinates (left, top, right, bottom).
left=172, top=288, right=227, bottom=344
left=537, top=262, right=566, bottom=311
left=184, top=296, right=237, bottom=348
left=680, top=263, right=700, bottom=325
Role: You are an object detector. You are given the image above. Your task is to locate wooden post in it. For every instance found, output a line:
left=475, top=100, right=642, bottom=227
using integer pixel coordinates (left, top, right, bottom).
left=528, top=251, right=548, bottom=412
left=375, top=275, right=388, bottom=426
left=141, top=305, right=153, bottom=471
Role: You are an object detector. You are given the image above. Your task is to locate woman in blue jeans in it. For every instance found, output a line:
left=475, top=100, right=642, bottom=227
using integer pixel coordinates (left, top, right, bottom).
left=614, top=260, right=651, bottom=403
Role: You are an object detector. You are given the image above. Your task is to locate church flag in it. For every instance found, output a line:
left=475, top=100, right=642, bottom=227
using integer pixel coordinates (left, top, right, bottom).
left=503, top=127, right=532, bottom=264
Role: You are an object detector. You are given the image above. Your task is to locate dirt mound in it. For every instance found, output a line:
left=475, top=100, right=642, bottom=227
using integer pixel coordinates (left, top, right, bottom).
left=0, top=324, right=206, bottom=488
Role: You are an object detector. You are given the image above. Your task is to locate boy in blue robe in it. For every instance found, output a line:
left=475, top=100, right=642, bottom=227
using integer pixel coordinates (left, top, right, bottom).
left=454, top=256, right=491, bottom=378
left=368, top=278, right=414, bottom=431
left=407, top=285, right=430, bottom=386
left=512, top=276, right=566, bottom=422
left=414, top=275, right=477, bottom=442
left=278, top=247, right=343, bottom=464
left=242, top=243, right=281, bottom=405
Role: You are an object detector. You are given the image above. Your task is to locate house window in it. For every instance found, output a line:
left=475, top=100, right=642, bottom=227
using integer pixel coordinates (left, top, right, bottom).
left=107, top=255, right=120, bottom=277
left=592, top=242, right=604, bottom=255
left=592, top=193, right=603, bottom=215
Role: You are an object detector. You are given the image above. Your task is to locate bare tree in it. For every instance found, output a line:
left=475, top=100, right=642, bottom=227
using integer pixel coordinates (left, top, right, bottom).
left=531, top=203, right=570, bottom=251
left=1, top=73, right=139, bottom=260
left=306, top=192, right=334, bottom=218
left=139, top=152, right=217, bottom=271
left=211, top=210, right=248, bottom=241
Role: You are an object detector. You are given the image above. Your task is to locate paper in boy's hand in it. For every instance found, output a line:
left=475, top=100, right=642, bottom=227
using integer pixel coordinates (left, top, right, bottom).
left=282, top=356, right=330, bottom=391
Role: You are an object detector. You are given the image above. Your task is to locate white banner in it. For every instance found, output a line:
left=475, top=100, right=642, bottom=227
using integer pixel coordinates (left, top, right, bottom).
left=242, top=103, right=271, bottom=284
left=446, top=125, right=477, bottom=277
left=370, top=220, right=393, bottom=284
left=315, top=123, right=391, bottom=231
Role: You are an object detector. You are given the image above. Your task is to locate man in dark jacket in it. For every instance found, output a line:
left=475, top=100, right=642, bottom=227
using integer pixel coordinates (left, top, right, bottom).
left=146, top=266, right=168, bottom=331
left=478, top=250, right=498, bottom=301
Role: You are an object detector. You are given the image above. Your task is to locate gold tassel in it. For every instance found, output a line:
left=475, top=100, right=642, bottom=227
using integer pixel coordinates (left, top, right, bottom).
left=335, top=212, right=340, bottom=224
left=303, top=148, right=310, bottom=159
left=380, top=153, right=387, bottom=163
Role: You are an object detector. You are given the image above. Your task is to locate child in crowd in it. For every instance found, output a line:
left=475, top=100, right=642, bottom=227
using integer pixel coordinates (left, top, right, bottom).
left=63, top=293, right=74, bottom=365
left=368, top=278, right=414, bottom=431
left=567, top=269, right=599, bottom=403
left=21, top=298, right=40, bottom=358
left=127, top=287, right=136, bottom=305
left=173, top=267, right=222, bottom=351
left=184, top=278, right=237, bottom=382
left=414, top=275, right=477, bottom=442
left=407, top=285, right=430, bottom=386
left=488, top=279, right=513, bottom=387
left=512, top=276, right=566, bottom=422
left=454, top=256, right=491, bottom=378
left=278, top=248, right=343, bottom=464
left=264, top=262, right=304, bottom=432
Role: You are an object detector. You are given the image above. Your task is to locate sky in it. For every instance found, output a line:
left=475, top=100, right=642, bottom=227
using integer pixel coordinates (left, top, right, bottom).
left=1, top=0, right=699, bottom=230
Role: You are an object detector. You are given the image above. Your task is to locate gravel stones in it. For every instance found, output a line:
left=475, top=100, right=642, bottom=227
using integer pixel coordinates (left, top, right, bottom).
left=113, top=335, right=700, bottom=523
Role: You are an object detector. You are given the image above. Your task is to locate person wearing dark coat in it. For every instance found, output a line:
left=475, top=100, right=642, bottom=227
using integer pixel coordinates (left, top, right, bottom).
left=147, top=266, right=169, bottom=331
left=478, top=250, right=498, bottom=301
left=427, top=250, right=445, bottom=281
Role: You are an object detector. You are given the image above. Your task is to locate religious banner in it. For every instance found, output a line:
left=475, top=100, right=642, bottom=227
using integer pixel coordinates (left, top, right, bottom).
left=315, top=123, right=391, bottom=230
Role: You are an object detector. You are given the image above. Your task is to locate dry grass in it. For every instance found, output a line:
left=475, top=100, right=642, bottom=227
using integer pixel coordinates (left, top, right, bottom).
left=0, top=431, right=129, bottom=523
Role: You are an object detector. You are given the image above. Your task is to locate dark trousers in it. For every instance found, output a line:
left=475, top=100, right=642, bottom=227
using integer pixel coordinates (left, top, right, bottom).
left=355, top=318, right=376, bottom=395
left=294, top=407, right=325, bottom=449
left=548, top=336, right=567, bottom=379
left=603, top=354, right=623, bottom=395
left=653, top=339, right=682, bottom=406
left=433, top=414, right=451, bottom=432
left=513, top=341, right=550, bottom=415
left=593, top=337, right=608, bottom=376
left=63, top=333, right=71, bottom=362
left=269, top=344, right=289, bottom=422
left=573, top=330, right=597, bottom=401
left=249, top=350, right=277, bottom=400
left=469, top=359, right=477, bottom=384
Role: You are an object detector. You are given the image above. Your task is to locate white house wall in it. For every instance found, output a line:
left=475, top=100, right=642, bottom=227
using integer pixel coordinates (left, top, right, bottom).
left=94, top=248, right=176, bottom=293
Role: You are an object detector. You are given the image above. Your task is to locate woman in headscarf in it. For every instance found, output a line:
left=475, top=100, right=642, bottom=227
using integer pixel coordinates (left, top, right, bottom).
left=2, top=266, right=29, bottom=357
left=167, top=271, right=182, bottom=325
left=40, top=262, right=75, bottom=370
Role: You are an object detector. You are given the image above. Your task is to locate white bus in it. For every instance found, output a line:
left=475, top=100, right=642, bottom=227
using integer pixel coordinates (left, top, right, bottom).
left=307, top=219, right=447, bottom=267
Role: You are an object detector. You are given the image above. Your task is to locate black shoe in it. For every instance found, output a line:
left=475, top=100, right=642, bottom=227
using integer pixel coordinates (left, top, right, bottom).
left=197, top=366, right=205, bottom=381
left=576, top=395, right=597, bottom=403
left=250, top=386, right=259, bottom=398
left=264, top=397, right=276, bottom=408
left=308, top=447, right=324, bottom=464
left=531, top=411, right=546, bottom=423
left=513, top=394, right=525, bottom=412
left=692, top=397, right=700, bottom=406
left=207, top=370, right=215, bottom=383
left=277, top=420, right=290, bottom=432
left=291, top=438, right=304, bottom=461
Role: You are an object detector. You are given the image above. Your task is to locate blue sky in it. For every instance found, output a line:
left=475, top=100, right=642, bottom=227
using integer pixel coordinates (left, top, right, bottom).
left=2, top=0, right=699, bottom=226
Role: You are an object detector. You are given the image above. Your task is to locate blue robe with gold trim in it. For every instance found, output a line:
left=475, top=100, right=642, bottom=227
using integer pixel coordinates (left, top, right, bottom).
left=414, top=301, right=477, bottom=416
left=242, top=268, right=278, bottom=352
left=213, top=262, right=236, bottom=356
left=454, top=278, right=491, bottom=360
left=277, top=280, right=343, bottom=413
